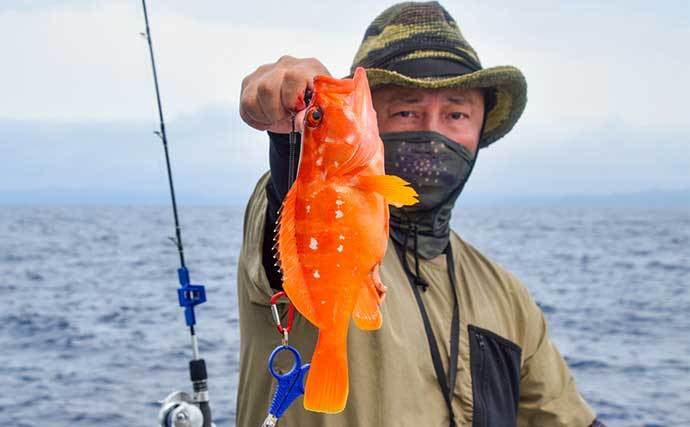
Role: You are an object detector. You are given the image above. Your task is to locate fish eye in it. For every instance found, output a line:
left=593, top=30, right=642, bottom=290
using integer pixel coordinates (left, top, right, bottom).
left=306, top=107, right=323, bottom=128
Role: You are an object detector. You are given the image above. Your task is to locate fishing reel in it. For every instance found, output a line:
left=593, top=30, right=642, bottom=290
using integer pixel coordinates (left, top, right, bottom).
left=158, top=391, right=216, bottom=427
left=154, top=271, right=214, bottom=427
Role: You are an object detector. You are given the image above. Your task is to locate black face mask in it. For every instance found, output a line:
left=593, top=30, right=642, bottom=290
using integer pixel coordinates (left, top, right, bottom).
left=381, top=131, right=477, bottom=259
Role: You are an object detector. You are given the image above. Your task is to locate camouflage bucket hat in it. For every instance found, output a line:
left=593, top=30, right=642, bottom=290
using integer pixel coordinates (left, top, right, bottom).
left=351, top=1, right=527, bottom=148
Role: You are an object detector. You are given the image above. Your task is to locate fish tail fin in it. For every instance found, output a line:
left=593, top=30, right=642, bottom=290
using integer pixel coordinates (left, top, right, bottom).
left=304, top=327, right=349, bottom=414
left=356, top=174, right=418, bottom=207
left=352, top=267, right=383, bottom=331
left=278, top=183, right=320, bottom=327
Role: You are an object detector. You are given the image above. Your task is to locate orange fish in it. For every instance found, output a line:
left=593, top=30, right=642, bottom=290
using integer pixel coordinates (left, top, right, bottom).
left=277, top=67, right=418, bottom=413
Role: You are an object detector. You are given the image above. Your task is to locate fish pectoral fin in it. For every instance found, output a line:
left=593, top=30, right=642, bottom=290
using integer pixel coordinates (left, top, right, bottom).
left=355, top=174, right=418, bottom=208
left=352, top=268, right=384, bottom=331
left=278, top=183, right=321, bottom=328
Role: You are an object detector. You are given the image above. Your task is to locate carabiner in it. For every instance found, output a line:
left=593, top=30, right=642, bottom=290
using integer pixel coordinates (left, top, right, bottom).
left=270, top=291, right=295, bottom=336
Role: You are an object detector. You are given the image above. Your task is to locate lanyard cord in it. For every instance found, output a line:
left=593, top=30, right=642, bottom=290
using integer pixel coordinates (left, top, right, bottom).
left=394, top=238, right=461, bottom=427
left=287, top=113, right=297, bottom=189
left=287, top=89, right=310, bottom=191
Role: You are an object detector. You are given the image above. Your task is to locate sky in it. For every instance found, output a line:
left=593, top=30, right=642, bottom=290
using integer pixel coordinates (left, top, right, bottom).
left=0, top=0, right=688, bottom=204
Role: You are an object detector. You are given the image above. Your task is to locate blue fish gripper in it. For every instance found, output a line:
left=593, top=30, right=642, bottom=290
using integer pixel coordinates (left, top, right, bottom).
left=265, top=345, right=310, bottom=423
left=177, top=267, right=206, bottom=327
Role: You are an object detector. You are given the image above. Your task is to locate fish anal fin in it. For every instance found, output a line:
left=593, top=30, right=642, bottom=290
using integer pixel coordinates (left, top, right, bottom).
left=356, top=174, right=418, bottom=207
left=278, top=183, right=321, bottom=328
left=352, top=267, right=383, bottom=331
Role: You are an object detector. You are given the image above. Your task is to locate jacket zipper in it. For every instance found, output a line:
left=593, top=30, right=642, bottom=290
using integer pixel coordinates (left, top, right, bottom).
left=474, top=331, right=487, bottom=427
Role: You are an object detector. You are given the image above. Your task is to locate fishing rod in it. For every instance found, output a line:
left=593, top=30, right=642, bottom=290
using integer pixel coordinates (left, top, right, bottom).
left=139, top=1, right=214, bottom=426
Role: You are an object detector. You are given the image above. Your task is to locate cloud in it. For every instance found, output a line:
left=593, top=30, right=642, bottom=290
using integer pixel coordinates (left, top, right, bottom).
left=0, top=1, right=687, bottom=202
left=1, top=0, right=688, bottom=128
left=0, top=1, right=359, bottom=122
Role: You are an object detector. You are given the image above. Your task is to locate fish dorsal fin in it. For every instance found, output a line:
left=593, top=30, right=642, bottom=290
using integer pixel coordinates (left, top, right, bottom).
left=278, top=182, right=321, bottom=328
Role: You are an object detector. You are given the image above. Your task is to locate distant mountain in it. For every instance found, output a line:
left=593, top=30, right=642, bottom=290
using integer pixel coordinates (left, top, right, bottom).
left=457, top=188, right=690, bottom=208
left=0, top=188, right=248, bottom=206
left=2, top=110, right=689, bottom=209
left=1, top=187, right=688, bottom=209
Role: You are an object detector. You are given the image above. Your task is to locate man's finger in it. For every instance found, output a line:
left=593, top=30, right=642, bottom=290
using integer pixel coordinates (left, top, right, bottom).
left=240, top=109, right=270, bottom=131
left=240, top=95, right=272, bottom=131
left=257, top=76, right=289, bottom=126
left=280, top=70, right=311, bottom=116
left=294, top=109, right=306, bottom=133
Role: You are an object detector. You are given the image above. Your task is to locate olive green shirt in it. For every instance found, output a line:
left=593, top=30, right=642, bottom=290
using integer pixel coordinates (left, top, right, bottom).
left=235, top=173, right=595, bottom=426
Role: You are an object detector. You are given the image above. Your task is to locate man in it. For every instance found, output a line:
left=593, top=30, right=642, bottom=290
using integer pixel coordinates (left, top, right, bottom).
left=236, top=2, right=605, bottom=426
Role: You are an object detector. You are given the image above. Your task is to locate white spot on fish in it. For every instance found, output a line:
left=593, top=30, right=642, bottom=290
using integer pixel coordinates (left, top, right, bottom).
left=337, top=244, right=344, bottom=252
left=336, top=263, right=341, bottom=268
left=339, top=235, right=345, bottom=240
left=335, top=199, right=344, bottom=207
left=316, top=157, right=323, bottom=166
left=306, top=204, right=311, bottom=213
left=313, top=270, right=320, bottom=279
left=334, top=160, right=339, bottom=167
left=309, top=237, right=318, bottom=250
left=321, top=300, right=326, bottom=304
left=335, top=210, right=344, bottom=219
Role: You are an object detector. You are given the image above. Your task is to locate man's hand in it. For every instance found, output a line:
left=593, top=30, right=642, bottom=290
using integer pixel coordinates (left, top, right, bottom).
left=240, top=56, right=331, bottom=134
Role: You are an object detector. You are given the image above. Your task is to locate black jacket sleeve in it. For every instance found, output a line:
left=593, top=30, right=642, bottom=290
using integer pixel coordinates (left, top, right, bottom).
left=262, top=131, right=302, bottom=290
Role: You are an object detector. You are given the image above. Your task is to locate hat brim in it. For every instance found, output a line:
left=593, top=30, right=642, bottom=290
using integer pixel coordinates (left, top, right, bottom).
left=363, top=65, right=527, bottom=148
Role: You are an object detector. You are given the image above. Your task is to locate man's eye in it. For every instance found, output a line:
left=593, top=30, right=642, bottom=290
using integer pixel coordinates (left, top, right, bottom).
left=394, top=111, right=414, bottom=118
left=450, top=112, right=467, bottom=120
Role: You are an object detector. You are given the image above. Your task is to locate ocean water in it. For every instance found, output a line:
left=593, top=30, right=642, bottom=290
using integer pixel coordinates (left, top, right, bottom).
left=0, top=204, right=688, bottom=426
